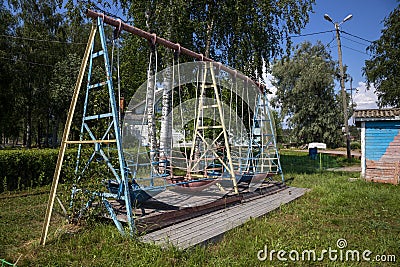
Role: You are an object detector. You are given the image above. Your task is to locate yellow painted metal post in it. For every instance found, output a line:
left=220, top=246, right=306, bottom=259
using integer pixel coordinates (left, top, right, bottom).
left=209, top=64, right=238, bottom=194
left=188, top=62, right=207, bottom=175
left=40, top=22, right=97, bottom=246
left=188, top=62, right=238, bottom=193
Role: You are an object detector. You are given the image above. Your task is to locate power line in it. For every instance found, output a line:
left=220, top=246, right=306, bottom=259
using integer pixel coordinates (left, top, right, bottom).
left=341, top=45, right=370, bottom=56
left=341, top=35, right=370, bottom=47
left=0, top=34, right=87, bottom=45
left=289, top=30, right=335, bottom=38
left=341, top=31, right=373, bottom=44
left=289, top=28, right=374, bottom=48
left=330, top=44, right=370, bottom=55
left=0, top=56, right=54, bottom=67
left=325, top=37, right=336, bottom=48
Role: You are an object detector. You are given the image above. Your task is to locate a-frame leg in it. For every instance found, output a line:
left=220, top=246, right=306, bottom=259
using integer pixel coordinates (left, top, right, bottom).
left=40, top=21, right=98, bottom=246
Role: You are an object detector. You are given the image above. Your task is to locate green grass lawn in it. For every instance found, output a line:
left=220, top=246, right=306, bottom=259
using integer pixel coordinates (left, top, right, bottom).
left=1, top=152, right=399, bottom=266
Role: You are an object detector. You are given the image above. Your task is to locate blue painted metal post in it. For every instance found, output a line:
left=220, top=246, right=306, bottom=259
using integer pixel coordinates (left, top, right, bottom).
left=73, top=37, right=95, bottom=186
left=97, top=18, right=135, bottom=235
left=71, top=18, right=136, bottom=236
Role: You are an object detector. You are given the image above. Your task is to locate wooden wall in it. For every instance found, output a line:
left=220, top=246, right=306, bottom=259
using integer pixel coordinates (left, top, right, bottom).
left=363, top=121, right=400, bottom=185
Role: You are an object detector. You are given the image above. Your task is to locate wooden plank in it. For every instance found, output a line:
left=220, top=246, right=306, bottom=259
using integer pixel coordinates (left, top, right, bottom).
left=151, top=193, right=295, bottom=243
left=145, top=188, right=305, bottom=247
left=146, top=187, right=298, bottom=239
left=134, top=182, right=286, bottom=233
left=141, top=187, right=308, bottom=249
left=100, top=182, right=285, bottom=232
left=365, top=160, right=400, bottom=185
left=168, top=189, right=305, bottom=244
left=177, top=191, right=304, bottom=247
left=176, top=193, right=301, bottom=248
left=142, top=192, right=286, bottom=240
left=136, top=194, right=243, bottom=232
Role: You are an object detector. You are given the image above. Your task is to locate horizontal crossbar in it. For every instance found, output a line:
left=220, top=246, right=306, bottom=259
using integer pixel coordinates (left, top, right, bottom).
left=202, top=104, right=219, bottom=109
left=198, top=125, right=223, bottom=129
left=84, top=113, right=113, bottom=121
left=65, top=139, right=117, bottom=144
left=92, top=50, right=104, bottom=58
left=88, top=81, right=107, bottom=89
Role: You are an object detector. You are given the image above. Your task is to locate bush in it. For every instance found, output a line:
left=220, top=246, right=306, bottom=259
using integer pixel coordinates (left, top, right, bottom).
left=0, top=149, right=75, bottom=193
left=350, top=141, right=361, bottom=150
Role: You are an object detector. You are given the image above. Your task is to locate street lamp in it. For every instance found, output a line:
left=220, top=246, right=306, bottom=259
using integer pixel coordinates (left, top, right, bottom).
left=324, top=13, right=353, bottom=160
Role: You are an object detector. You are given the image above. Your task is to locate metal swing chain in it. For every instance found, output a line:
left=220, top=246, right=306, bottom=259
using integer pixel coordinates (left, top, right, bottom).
left=174, top=46, right=189, bottom=168
left=135, top=43, right=155, bottom=173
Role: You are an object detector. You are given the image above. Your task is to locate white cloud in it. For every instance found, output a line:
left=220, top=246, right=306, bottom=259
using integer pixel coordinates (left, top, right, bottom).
left=261, top=60, right=277, bottom=102
left=262, top=72, right=277, bottom=102
left=262, top=71, right=290, bottom=128
left=262, top=73, right=380, bottom=111
left=352, top=82, right=379, bottom=110
left=261, top=69, right=382, bottom=128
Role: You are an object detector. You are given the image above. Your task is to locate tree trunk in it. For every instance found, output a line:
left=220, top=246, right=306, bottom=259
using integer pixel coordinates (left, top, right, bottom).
left=204, top=1, right=216, bottom=58
left=204, top=16, right=214, bottom=58
left=26, top=104, right=32, bottom=148
left=23, top=119, right=26, bottom=146
left=52, top=118, right=59, bottom=148
left=37, top=120, right=42, bottom=148
left=13, top=131, right=18, bottom=146
left=44, top=113, right=50, bottom=147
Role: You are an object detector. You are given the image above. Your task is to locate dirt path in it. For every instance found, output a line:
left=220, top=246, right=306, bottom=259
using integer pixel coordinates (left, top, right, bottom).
left=326, top=165, right=361, bottom=172
left=320, top=150, right=361, bottom=159
left=292, top=149, right=361, bottom=159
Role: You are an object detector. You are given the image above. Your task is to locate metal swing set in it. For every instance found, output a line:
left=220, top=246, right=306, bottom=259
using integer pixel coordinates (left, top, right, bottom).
left=40, top=9, right=283, bottom=245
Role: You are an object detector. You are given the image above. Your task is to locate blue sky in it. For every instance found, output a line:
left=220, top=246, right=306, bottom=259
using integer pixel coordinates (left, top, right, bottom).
left=286, top=0, right=398, bottom=109
left=90, top=0, right=397, bottom=91
left=292, top=0, right=397, bottom=84
left=85, top=0, right=398, bottom=109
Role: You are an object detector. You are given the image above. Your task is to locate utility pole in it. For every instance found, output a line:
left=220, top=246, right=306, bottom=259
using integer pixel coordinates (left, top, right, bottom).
left=347, top=77, right=354, bottom=109
left=347, top=77, right=355, bottom=116
left=324, top=13, right=353, bottom=161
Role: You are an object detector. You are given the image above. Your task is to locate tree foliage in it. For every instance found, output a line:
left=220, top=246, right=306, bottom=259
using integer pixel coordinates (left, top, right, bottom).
left=0, top=2, right=17, bottom=143
left=271, top=42, right=343, bottom=147
left=0, top=0, right=315, bottom=147
left=0, top=0, right=90, bottom=147
left=120, top=0, right=315, bottom=78
left=363, top=4, right=400, bottom=108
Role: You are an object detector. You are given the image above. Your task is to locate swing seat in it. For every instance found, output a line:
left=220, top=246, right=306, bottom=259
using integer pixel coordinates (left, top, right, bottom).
left=106, top=179, right=157, bottom=204
left=166, top=175, right=217, bottom=188
left=236, top=172, right=273, bottom=183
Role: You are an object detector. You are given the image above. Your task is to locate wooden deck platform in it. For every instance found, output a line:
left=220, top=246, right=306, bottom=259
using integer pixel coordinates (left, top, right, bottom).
left=103, top=181, right=288, bottom=233
left=140, top=186, right=308, bottom=249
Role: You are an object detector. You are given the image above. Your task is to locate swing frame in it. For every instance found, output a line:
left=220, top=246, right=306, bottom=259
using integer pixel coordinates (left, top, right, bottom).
left=40, top=10, right=283, bottom=245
